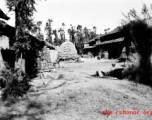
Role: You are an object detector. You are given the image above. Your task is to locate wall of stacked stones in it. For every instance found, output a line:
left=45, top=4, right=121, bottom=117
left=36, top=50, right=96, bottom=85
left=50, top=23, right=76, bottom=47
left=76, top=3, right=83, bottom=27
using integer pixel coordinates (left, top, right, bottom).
left=37, top=48, right=58, bottom=72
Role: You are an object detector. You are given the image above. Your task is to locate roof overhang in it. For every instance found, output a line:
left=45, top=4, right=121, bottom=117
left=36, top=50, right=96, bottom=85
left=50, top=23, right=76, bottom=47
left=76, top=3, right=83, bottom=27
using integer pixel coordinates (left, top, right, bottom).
left=96, top=38, right=124, bottom=46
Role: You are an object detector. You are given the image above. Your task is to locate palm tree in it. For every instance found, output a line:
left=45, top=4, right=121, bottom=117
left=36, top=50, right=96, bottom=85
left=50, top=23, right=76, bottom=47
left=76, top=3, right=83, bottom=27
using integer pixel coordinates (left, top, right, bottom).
left=62, top=22, right=66, bottom=41
left=90, top=31, right=95, bottom=39
left=53, top=29, right=61, bottom=46
left=83, top=27, right=89, bottom=42
left=62, top=23, right=65, bottom=31
left=93, top=26, right=97, bottom=35
left=33, top=21, right=44, bottom=41
left=68, top=25, right=76, bottom=44
left=67, top=28, right=72, bottom=41
left=76, top=25, right=84, bottom=55
left=77, top=25, right=82, bottom=33
left=58, top=28, right=65, bottom=43
left=45, top=18, right=53, bottom=44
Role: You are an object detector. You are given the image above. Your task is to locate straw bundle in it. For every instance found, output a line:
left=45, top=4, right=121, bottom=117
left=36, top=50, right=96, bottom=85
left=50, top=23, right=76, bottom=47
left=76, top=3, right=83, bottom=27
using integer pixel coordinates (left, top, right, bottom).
left=58, top=41, right=78, bottom=59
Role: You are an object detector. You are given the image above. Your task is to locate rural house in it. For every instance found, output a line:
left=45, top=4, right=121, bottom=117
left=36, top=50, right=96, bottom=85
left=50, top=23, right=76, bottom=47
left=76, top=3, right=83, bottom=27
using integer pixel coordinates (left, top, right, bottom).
left=0, top=20, right=55, bottom=77
left=83, top=27, right=125, bottom=59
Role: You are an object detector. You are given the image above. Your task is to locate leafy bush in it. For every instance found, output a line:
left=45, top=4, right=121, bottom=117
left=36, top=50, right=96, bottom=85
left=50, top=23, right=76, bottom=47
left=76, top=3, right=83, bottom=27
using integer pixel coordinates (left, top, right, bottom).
left=122, top=64, right=139, bottom=80
left=126, top=20, right=152, bottom=85
left=121, top=4, right=152, bottom=86
left=0, top=63, right=31, bottom=100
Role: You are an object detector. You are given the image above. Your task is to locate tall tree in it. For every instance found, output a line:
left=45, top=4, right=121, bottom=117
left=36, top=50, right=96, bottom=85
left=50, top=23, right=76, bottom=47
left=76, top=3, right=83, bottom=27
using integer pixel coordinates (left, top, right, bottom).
left=45, top=18, right=53, bottom=44
left=5, top=0, right=38, bottom=72
left=122, top=3, right=152, bottom=85
left=83, top=27, right=90, bottom=42
left=76, top=24, right=84, bottom=55
left=58, top=28, right=65, bottom=43
left=93, top=26, right=97, bottom=35
left=90, top=31, right=96, bottom=39
left=35, top=21, right=44, bottom=41
left=53, top=29, right=62, bottom=46
left=77, top=24, right=82, bottom=33
left=68, top=24, right=76, bottom=44
left=62, top=22, right=66, bottom=41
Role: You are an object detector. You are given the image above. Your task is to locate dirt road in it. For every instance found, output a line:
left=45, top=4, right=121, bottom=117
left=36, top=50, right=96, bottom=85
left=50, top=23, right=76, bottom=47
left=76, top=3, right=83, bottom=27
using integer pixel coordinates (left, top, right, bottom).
left=1, top=59, right=152, bottom=120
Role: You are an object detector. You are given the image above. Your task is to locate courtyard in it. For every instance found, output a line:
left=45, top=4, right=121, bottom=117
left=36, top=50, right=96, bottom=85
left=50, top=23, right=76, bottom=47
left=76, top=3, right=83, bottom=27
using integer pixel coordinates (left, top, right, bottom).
left=0, top=59, right=152, bottom=120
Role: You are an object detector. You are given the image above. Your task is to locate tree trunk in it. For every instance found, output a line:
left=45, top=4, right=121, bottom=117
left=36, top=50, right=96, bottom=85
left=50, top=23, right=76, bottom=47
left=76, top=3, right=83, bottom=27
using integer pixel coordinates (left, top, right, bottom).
left=15, top=3, right=20, bottom=41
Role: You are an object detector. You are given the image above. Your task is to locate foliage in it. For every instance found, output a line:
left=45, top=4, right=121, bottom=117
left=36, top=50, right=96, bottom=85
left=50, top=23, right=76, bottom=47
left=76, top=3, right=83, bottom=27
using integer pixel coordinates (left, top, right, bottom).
left=0, top=63, right=31, bottom=100
left=83, top=27, right=90, bottom=42
left=32, top=21, right=44, bottom=41
left=4, top=0, right=34, bottom=68
left=13, top=40, right=31, bottom=60
left=53, top=30, right=62, bottom=46
left=93, top=26, right=97, bottom=34
left=61, top=22, right=66, bottom=41
left=76, top=25, right=85, bottom=55
left=68, top=24, right=98, bottom=55
left=45, top=19, right=53, bottom=44
left=5, top=0, right=46, bottom=59
left=58, top=28, right=65, bottom=43
left=68, top=25, right=76, bottom=44
left=67, top=24, right=84, bottom=55
left=4, top=0, right=46, bottom=76
left=121, top=3, right=152, bottom=85
left=89, top=31, right=96, bottom=39
left=5, top=0, right=37, bottom=37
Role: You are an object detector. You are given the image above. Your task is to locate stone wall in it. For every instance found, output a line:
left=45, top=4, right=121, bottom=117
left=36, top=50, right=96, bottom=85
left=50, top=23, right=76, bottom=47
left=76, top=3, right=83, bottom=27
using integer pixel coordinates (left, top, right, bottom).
left=38, top=48, right=58, bottom=72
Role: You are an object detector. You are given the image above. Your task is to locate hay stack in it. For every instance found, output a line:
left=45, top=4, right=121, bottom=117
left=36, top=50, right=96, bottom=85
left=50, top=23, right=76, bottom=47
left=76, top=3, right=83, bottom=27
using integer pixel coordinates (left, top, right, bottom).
left=58, top=41, right=78, bottom=59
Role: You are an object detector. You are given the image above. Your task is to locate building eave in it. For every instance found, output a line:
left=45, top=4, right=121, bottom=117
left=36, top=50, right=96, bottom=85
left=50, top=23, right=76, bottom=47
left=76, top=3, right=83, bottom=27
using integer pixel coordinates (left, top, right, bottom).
left=96, top=38, right=124, bottom=46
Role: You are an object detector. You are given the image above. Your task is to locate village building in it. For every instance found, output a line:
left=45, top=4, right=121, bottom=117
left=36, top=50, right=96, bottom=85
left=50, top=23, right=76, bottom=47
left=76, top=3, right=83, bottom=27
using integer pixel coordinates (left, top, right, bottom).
left=0, top=19, right=55, bottom=77
left=83, top=27, right=125, bottom=59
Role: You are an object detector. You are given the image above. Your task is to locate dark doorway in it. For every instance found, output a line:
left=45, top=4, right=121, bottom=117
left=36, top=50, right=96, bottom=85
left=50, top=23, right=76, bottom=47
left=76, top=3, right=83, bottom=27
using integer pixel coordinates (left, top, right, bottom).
left=1, top=50, right=15, bottom=68
left=25, top=50, right=38, bottom=78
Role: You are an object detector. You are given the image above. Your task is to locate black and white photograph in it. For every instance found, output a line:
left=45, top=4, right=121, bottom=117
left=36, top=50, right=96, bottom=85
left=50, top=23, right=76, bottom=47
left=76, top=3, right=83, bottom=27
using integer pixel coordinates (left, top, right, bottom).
left=0, top=0, right=152, bottom=119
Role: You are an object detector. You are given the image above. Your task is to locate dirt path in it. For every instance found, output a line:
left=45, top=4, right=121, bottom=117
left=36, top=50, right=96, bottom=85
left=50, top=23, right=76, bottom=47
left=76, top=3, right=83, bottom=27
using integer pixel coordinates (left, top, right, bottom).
left=1, top=59, right=152, bottom=120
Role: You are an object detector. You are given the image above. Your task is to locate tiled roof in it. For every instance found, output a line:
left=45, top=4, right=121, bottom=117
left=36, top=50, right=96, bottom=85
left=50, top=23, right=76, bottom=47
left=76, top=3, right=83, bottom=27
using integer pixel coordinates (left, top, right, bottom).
left=96, top=38, right=124, bottom=46
left=83, top=45, right=96, bottom=49
left=86, top=35, right=101, bottom=43
left=100, top=27, right=122, bottom=40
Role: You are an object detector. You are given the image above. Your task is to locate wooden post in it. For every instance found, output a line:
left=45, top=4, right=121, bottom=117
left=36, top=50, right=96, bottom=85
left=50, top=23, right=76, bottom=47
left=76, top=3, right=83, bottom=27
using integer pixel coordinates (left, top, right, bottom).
left=15, top=53, right=25, bottom=72
left=0, top=47, right=5, bottom=71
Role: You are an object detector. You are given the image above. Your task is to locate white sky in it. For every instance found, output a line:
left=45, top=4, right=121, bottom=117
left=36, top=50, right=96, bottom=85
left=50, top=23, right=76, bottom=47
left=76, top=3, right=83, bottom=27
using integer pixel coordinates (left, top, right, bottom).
left=0, top=0, right=152, bottom=39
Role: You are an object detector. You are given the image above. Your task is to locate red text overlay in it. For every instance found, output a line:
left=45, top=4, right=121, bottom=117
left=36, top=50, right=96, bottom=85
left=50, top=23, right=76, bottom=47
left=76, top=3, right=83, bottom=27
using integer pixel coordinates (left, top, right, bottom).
left=101, top=110, right=152, bottom=116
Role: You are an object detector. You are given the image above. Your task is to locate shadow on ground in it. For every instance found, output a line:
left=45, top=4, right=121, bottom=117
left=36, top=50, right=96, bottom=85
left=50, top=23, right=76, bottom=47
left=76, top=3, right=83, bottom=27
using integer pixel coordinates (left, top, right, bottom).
left=0, top=98, right=50, bottom=120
